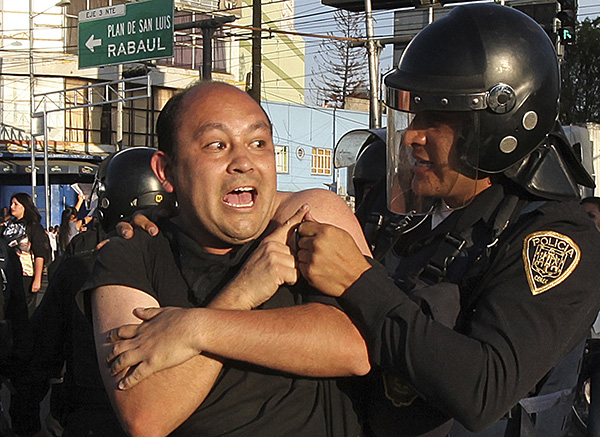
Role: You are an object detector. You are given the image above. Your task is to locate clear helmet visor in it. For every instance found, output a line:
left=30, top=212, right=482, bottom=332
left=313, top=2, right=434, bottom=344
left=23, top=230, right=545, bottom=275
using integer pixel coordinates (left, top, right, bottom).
left=334, top=129, right=386, bottom=169
left=386, top=107, right=484, bottom=218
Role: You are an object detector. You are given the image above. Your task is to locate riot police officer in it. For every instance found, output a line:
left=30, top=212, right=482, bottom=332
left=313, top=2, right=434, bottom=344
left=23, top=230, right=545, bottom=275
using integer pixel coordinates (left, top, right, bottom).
left=9, top=147, right=176, bottom=436
left=296, top=4, right=600, bottom=436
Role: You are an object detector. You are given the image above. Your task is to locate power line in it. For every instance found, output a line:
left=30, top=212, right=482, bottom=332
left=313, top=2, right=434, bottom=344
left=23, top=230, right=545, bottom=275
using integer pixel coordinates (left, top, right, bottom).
left=223, top=23, right=367, bottom=42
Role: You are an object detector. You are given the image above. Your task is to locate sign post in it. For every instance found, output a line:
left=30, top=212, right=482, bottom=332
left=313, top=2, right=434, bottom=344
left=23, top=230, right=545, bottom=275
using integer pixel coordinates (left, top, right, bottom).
left=78, top=0, right=174, bottom=69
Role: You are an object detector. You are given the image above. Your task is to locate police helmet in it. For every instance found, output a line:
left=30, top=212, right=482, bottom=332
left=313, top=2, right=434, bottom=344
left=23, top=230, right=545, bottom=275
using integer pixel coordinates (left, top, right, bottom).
left=353, top=138, right=386, bottom=206
left=88, top=151, right=113, bottom=210
left=385, top=3, right=560, bottom=174
left=97, top=147, right=176, bottom=232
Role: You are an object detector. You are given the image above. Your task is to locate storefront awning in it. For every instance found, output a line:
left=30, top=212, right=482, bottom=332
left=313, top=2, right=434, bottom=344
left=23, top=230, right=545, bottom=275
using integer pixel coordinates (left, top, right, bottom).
left=0, top=158, right=98, bottom=175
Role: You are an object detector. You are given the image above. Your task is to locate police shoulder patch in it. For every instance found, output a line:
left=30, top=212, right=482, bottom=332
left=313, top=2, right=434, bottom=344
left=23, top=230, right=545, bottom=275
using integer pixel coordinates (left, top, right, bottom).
left=523, top=231, right=580, bottom=295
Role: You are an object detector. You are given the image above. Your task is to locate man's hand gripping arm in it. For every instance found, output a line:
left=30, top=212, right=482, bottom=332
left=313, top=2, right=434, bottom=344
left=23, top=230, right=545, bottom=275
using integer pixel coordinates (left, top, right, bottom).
left=93, top=286, right=223, bottom=437
left=106, top=190, right=371, bottom=391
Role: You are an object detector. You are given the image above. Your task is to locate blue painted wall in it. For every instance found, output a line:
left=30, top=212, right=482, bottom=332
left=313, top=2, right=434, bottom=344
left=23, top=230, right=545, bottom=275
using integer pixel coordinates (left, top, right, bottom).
left=263, top=101, right=376, bottom=193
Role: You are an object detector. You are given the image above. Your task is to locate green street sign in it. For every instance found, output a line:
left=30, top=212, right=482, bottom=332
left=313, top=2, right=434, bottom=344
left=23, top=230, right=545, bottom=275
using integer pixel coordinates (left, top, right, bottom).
left=78, top=0, right=174, bottom=69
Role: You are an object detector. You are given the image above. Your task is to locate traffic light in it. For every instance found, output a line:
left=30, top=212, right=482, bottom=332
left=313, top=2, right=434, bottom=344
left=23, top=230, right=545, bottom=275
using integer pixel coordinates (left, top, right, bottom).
left=557, top=0, right=576, bottom=43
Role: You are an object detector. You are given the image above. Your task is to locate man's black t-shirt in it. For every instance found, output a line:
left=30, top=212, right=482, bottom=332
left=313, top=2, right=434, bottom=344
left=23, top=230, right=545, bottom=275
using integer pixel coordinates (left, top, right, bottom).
left=85, top=220, right=361, bottom=436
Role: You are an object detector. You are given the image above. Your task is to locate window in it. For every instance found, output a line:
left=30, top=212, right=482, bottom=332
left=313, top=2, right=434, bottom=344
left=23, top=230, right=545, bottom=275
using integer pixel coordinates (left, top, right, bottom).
left=60, top=79, right=174, bottom=149
left=311, top=148, right=331, bottom=176
left=156, top=11, right=227, bottom=72
left=275, top=145, right=288, bottom=174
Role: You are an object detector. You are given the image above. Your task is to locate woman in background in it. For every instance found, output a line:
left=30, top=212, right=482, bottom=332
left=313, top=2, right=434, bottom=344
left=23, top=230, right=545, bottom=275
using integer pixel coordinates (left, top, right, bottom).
left=1, top=206, right=11, bottom=225
left=3, top=193, right=51, bottom=316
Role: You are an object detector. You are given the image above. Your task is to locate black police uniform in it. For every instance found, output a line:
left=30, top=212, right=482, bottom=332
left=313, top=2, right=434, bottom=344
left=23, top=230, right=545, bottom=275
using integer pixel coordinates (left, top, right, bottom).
left=339, top=181, right=600, bottom=435
left=349, top=3, right=599, bottom=435
left=0, top=237, right=30, bottom=368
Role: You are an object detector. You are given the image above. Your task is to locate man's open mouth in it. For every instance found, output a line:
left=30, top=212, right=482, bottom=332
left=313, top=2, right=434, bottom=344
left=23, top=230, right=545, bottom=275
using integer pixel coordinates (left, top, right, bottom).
left=414, top=158, right=433, bottom=169
left=223, top=187, right=257, bottom=208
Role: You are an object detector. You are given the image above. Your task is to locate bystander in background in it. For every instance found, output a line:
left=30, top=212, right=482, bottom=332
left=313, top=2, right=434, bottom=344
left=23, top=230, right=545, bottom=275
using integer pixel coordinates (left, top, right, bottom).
left=1, top=193, right=50, bottom=317
left=58, top=193, right=92, bottom=255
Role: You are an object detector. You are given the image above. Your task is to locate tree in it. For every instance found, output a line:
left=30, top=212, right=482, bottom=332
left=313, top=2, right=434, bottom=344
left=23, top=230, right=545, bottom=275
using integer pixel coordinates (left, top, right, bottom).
left=310, top=10, right=369, bottom=108
left=560, top=18, right=600, bottom=124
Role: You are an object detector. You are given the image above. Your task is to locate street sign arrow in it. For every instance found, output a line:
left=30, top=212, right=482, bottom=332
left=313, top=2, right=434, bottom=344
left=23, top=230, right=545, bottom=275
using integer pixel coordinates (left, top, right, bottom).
left=85, top=34, right=102, bottom=52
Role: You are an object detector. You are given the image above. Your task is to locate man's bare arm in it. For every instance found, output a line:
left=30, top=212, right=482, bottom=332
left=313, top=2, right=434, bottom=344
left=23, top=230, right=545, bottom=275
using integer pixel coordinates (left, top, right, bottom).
left=93, top=286, right=224, bottom=437
left=94, top=281, right=271, bottom=437
left=111, top=301, right=370, bottom=385
left=178, top=303, right=370, bottom=376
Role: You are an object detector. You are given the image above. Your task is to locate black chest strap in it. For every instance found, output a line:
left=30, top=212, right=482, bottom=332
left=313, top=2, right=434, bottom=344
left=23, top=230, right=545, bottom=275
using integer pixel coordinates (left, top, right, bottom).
left=420, top=194, right=522, bottom=286
left=371, top=212, right=425, bottom=262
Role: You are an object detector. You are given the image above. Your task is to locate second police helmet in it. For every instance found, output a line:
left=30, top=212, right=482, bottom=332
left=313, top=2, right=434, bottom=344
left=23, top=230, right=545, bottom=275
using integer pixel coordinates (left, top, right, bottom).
left=97, top=147, right=177, bottom=232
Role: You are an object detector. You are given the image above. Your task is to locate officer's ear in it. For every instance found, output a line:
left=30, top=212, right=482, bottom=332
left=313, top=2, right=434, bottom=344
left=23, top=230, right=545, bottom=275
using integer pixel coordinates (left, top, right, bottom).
left=151, top=151, right=176, bottom=193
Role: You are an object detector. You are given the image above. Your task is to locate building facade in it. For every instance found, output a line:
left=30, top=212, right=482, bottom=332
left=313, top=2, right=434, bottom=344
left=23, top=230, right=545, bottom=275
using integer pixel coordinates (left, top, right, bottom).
left=0, top=0, right=307, bottom=226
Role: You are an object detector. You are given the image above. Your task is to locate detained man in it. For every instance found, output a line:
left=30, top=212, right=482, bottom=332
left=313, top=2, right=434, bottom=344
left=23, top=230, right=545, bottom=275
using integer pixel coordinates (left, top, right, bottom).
left=86, top=81, right=371, bottom=437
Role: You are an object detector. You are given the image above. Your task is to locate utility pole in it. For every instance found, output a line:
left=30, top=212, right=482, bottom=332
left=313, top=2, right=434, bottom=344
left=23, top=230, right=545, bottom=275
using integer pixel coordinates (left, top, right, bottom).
left=364, top=0, right=381, bottom=128
left=249, top=0, right=262, bottom=103
left=28, top=0, right=37, bottom=201
left=116, top=64, right=123, bottom=150
left=202, top=27, right=214, bottom=80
